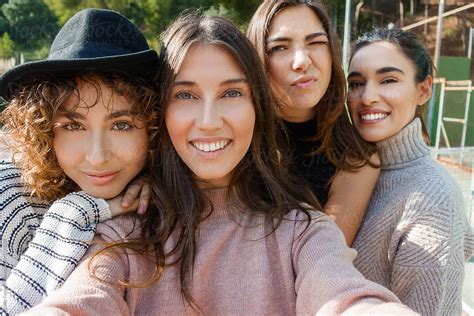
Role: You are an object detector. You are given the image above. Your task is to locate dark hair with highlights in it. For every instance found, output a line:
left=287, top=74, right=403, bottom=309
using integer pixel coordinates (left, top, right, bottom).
left=94, top=10, right=322, bottom=309
left=1, top=72, right=159, bottom=201
left=247, top=0, right=377, bottom=170
left=350, top=27, right=433, bottom=141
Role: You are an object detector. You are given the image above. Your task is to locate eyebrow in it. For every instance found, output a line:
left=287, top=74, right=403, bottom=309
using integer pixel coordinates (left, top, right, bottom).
left=267, top=32, right=328, bottom=43
left=347, top=67, right=405, bottom=79
left=57, top=109, right=135, bottom=120
left=172, top=78, right=248, bottom=87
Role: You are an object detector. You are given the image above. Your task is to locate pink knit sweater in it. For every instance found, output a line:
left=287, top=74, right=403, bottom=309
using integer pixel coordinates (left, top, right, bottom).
left=24, top=189, right=417, bottom=315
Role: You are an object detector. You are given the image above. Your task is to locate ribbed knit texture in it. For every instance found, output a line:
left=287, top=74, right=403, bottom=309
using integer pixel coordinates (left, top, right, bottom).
left=25, top=189, right=418, bottom=315
left=353, top=118, right=474, bottom=316
left=0, top=161, right=111, bottom=315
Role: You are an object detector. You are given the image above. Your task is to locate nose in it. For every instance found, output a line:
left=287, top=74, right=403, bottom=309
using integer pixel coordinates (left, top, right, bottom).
left=195, top=99, right=224, bottom=131
left=360, top=82, right=380, bottom=105
left=292, top=48, right=311, bottom=72
left=85, top=132, right=111, bottom=167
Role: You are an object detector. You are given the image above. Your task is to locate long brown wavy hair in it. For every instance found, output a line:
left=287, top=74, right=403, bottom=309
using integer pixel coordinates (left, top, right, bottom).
left=1, top=72, right=159, bottom=201
left=247, top=0, right=377, bottom=170
left=93, top=11, right=322, bottom=309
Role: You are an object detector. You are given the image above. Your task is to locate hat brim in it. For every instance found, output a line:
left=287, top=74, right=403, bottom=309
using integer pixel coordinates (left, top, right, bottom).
left=0, top=49, right=159, bottom=101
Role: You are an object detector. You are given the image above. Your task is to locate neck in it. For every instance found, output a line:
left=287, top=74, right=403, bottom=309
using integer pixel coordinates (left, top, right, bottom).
left=280, top=107, right=316, bottom=123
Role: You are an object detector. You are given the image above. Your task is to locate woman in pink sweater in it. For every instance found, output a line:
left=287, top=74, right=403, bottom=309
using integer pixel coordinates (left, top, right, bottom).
left=25, top=12, right=417, bottom=315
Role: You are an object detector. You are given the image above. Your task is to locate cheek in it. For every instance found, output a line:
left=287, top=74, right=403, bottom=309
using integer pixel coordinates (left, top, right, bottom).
left=165, top=107, right=189, bottom=149
left=118, top=131, right=149, bottom=166
left=53, top=133, right=82, bottom=166
left=267, top=58, right=286, bottom=85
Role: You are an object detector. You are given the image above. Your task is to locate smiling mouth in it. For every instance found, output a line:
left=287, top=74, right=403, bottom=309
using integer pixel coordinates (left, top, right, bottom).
left=191, top=140, right=231, bottom=153
left=360, top=113, right=389, bottom=122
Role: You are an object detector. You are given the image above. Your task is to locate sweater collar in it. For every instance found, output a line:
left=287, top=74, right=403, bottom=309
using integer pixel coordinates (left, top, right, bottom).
left=376, top=118, right=430, bottom=168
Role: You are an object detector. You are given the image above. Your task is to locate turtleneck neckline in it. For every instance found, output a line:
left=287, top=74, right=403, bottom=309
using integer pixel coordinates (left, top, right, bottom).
left=283, top=118, right=317, bottom=138
left=376, top=118, right=430, bottom=168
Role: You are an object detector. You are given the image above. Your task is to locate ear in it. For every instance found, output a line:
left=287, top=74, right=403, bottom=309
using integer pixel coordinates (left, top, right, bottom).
left=416, top=75, right=433, bottom=105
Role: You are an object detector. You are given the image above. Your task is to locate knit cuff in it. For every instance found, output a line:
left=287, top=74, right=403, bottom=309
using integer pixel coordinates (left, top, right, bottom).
left=48, top=191, right=111, bottom=227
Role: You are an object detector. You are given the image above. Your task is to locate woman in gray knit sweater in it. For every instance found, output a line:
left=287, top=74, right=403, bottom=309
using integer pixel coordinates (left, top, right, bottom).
left=347, top=28, right=474, bottom=316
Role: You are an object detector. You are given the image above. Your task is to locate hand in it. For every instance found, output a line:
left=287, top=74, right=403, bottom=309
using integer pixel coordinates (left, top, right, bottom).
left=106, top=178, right=151, bottom=217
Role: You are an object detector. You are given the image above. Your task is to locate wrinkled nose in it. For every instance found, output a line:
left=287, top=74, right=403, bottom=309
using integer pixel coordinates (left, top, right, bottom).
left=292, top=48, right=311, bottom=72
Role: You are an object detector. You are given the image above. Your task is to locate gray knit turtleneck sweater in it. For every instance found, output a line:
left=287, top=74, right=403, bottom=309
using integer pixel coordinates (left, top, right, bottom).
left=352, top=118, right=474, bottom=316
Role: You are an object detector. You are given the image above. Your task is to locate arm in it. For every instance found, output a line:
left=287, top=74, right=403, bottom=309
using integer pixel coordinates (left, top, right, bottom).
left=1, top=177, right=111, bottom=314
left=292, top=212, right=417, bottom=315
left=389, top=203, right=469, bottom=315
left=21, top=216, right=139, bottom=316
left=325, top=154, right=380, bottom=245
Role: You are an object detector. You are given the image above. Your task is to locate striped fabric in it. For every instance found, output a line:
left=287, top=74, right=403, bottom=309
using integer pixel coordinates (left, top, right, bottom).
left=0, top=161, right=111, bottom=315
left=352, top=119, right=474, bottom=316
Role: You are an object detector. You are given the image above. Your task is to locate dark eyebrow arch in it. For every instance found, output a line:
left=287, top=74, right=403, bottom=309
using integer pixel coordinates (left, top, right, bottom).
left=347, top=71, right=362, bottom=79
left=172, top=81, right=195, bottom=87
left=57, top=109, right=136, bottom=120
left=267, top=32, right=327, bottom=43
left=376, top=66, right=404, bottom=75
left=220, top=78, right=248, bottom=86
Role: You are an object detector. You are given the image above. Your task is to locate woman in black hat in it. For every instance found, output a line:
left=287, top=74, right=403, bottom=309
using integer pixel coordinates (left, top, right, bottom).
left=0, top=8, right=159, bottom=314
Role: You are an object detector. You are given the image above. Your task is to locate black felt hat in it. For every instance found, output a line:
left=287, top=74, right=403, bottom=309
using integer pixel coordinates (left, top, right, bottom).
left=0, top=8, right=159, bottom=100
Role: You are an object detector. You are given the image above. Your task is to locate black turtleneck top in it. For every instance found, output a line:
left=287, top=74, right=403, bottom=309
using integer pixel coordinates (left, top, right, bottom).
left=283, top=119, right=337, bottom=206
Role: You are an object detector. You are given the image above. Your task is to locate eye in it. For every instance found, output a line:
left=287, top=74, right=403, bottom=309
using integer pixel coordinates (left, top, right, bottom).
left=223, top=89, right=243, bottom=98
left=381, top=78, right=398, bottom=84
left=348, top=81, right=364, bottom=89
left=112, top=121, right=133, bottom=131
left=267, top=45, right=286, bottom=54
left=62, top=122, right=83, bottom=131
left=175, top=91, right=195, bottom=100
left=308, top=40, right=328, bottom=46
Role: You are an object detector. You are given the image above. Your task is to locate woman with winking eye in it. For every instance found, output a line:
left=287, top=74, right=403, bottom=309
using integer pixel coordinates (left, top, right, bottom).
left=23, top=12, right=420, bottom=315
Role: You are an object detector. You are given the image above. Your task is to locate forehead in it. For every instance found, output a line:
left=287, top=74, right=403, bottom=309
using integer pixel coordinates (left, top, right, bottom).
left=176, top=42, right=245, bottom=80
left=349, top=41, right=416, bottom=75
left=268, top=6, right=325, bottom=37
left=61, top=78, right=132, bottom=112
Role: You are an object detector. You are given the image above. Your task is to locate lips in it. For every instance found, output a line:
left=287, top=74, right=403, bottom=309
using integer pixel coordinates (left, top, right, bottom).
left=190, top=138, right=232, bottom=154
left=358, top=110, right=390, bottom=123
left=83, top=171, right=119, bottom=185
left=291, top=76, right=316, bottom=88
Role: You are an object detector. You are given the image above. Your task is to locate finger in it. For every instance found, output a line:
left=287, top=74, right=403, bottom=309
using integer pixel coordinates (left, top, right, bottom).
left=137, top=183, right=151, bottom=215
left=121, top=182, right=143, bottom=208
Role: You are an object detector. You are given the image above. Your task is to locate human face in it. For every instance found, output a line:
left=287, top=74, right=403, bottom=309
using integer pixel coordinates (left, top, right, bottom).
left=266, top=5, right=332, bottom=122
left=52, top=79, right=148, bottom=199
left=166, top=43, right=255, bottom=188
left=347, top=41, right=432, bottom=142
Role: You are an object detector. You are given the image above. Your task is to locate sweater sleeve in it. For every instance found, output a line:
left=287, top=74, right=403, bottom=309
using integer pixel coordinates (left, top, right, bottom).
left=20, top=216, right=140, bottom=316
left=389, top=202, right=470, bottom=316
left=291, top=211, right=418, bottom=315
left=1, top=189, right=111, bottom=315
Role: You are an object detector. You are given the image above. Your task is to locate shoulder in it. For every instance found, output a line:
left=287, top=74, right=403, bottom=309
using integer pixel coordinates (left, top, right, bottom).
left=95, top=215, right=143, bottom=243
left=389, top=158, right=464, bottom=213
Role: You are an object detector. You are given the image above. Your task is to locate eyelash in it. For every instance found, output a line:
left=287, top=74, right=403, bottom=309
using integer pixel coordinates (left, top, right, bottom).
left=175, top=91, right=195, bottom=100
left=59, top=120, right=134, bottom=132
left=174, top=89, right=243, bottom=100
left=222, top=89, right=243, bottom=98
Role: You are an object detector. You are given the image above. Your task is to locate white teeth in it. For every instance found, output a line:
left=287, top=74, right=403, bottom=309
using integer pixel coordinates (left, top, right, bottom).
left=192, top=140, right=230, bottom=152
left=361, top=113, right=388, bottom=121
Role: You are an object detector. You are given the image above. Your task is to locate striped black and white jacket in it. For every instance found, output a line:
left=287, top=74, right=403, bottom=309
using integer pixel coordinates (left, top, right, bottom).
left=0, top=161, right=111, bottom=315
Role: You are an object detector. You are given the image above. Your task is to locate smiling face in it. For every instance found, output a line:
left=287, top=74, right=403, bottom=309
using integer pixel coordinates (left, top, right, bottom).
left=266, top=5, right=332, bottom=122
left=347, top=41, right=432, bottom=142
left=52, top=79, right=148, bottom=199
left=165, top=43, right=256, bottom=188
